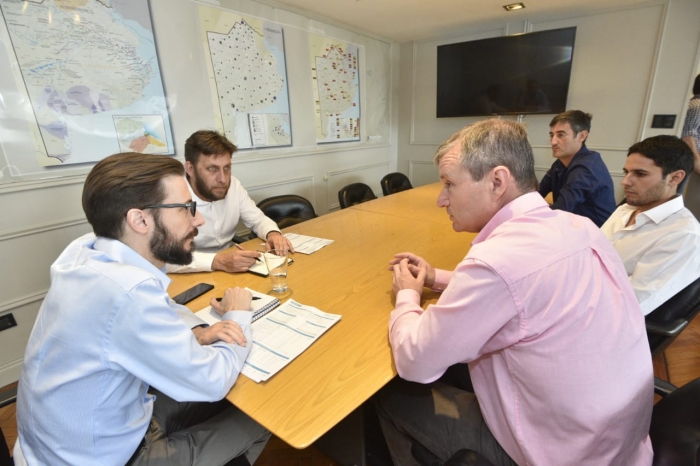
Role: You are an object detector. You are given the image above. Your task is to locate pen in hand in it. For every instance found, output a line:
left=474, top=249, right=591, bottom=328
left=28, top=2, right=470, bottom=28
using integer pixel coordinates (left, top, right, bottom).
left=217, top=297, right=261, bottom=301
left=234, top=243, right=262, bottom=262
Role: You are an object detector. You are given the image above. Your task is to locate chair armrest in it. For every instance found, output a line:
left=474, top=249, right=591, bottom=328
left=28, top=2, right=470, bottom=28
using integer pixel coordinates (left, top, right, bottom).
left=646, top=319, right=688, bottom=337
left=653, top=377, right=678, bottom=397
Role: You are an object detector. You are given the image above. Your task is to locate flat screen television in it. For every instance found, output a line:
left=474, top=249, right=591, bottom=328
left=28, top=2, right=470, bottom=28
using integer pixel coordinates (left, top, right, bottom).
left=436, top=27, right=576, bottom=118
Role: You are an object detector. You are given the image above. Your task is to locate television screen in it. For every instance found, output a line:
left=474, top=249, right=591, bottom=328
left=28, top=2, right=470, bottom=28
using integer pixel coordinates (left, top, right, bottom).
left=436, top=27, right=576, bottom=118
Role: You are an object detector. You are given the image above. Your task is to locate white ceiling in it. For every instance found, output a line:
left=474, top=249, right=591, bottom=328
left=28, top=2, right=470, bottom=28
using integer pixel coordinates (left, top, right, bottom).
left=268, top=0, right=657, bottom=43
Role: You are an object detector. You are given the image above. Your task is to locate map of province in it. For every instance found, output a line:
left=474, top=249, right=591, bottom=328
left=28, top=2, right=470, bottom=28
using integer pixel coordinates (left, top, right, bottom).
left=200, top=6, right=291, bottom=149
left=0, top=0, right=174, bottom=166
left=310, top=35, right=360, bottom=143
left=114, top=115, right=168, bottom=154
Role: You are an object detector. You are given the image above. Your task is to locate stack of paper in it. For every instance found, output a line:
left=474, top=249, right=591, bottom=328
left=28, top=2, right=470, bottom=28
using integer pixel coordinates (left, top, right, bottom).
left=283, top=233, right=333, bottom=254
left=242, top=299, right=341, bottom=382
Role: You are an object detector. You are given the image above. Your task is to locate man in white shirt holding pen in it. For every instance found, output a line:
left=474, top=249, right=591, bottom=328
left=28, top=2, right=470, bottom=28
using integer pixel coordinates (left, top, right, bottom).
left=168, top=130, right=293, bottom=273
left=601, top=135, right=700, bottom=315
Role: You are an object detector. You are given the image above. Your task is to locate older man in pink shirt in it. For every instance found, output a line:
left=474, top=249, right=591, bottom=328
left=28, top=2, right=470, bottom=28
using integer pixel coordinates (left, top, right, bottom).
left=375, top=119, right=654, bottom=465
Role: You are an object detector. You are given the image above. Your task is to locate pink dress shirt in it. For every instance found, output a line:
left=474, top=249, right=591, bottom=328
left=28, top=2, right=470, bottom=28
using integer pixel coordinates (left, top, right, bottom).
left=390, top=192, right=654, bottom=465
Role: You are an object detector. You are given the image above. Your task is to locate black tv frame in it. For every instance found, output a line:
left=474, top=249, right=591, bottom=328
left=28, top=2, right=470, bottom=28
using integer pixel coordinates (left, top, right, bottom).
left=436, top=27, right=577, bottom=118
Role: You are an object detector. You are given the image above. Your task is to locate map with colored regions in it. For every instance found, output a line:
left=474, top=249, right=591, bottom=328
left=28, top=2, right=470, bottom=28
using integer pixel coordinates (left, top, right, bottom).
left=0, top=0, right=174, bottom=165
left=310, top=34, right=360, bottom=143
left=199, top=5, right=291, bottom=149
left=114, top=115, right=168, bottom=154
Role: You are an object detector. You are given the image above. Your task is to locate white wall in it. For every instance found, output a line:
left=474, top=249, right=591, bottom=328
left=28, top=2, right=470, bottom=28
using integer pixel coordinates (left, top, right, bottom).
left=397, top=0, right=700, bottom=202
left=0, top=0, right=400, bottom=387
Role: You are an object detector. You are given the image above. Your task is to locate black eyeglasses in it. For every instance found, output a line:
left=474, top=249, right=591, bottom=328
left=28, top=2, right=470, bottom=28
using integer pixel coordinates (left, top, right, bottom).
left=143, top=201, right=197, bottom=217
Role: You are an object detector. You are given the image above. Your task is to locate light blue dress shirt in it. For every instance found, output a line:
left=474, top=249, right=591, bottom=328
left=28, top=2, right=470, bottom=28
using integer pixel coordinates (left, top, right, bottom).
left=15, top=234, right=252, bottom=466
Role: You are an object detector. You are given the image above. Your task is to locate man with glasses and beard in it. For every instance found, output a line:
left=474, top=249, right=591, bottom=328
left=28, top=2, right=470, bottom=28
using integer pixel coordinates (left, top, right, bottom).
left=14, top=153, right=270, bottom=466
left=167, top=130, right=294, bottom=273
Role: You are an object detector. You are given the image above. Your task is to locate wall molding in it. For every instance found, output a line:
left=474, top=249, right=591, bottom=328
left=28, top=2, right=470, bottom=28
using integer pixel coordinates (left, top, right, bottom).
left=0, top=174, right=87, bottom=195
left=326, top=161, right=390, bottom=209
left=0, top=359, right=23, bottom=388
left=244, top=175, right=315, bottom=193
left=408, top=160, right=434, bottom=181
left=233, top=142, right=391, bottom=165
left=0, top=289, right=47, bottom=314
left=325, top=161, right=389, bottom=178
left=637, top=1, right=670, bottom=142
left=0, top=215, right=88, bottom=242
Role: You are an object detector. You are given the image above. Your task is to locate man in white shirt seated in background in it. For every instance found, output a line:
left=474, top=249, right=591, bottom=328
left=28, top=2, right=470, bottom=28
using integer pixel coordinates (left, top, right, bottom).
left=602, top=135, right=700, bottom=315
left=168, top=130, right=293, bottom=273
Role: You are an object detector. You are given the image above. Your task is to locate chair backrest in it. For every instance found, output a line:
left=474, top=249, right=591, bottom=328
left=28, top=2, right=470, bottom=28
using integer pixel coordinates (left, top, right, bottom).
left=256, top=195, right=317, bottom=229
left=650, top=376, right=700, bottom=465
left=380, top=172, right=413, bottom=196
left=646, top=275, right=700, bottom=357
left=338, top=183, right=377, bottom=209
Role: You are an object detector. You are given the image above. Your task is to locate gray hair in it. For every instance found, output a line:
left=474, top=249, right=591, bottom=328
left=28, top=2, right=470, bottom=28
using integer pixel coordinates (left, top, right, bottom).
left=434, top=119, right=538, bottom=192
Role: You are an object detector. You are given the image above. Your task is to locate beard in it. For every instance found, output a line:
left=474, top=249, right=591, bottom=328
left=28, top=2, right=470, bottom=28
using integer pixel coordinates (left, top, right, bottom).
left=192, top=170, right=229, bottom=202
left=625, top=179, right=668, bottom=208
left=150, top=215, right=198, bottom=265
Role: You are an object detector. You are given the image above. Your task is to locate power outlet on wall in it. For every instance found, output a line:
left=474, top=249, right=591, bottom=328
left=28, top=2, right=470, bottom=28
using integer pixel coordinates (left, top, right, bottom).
left=0, top=313, right=17, bottom=332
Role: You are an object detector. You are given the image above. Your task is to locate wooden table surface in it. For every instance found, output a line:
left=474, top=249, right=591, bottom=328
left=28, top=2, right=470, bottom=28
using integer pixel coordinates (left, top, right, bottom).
left=349, top=183, right=448, bottom=223
left=168, top=184, right=474, bottom=449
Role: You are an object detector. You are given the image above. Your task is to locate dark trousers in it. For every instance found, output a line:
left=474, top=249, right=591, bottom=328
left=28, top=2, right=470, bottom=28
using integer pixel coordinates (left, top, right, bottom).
left=128, top=388, right=270, bottom=466
left=374, top=367, right=516, bottom=466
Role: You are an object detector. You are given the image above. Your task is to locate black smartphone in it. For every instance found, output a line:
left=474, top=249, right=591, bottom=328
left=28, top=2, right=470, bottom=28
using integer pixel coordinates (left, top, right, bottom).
left=172, top=283, right=214, bottom=305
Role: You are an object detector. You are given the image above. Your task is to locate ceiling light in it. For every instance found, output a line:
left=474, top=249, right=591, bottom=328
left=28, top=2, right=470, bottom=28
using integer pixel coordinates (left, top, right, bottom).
left=503, top=3, right=525, bottom=11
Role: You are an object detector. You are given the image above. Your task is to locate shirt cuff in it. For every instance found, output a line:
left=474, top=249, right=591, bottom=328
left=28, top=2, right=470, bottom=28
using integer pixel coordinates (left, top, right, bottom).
left=396, top=288, right=422, bottom=306
left=431, top=269, right=452, bottom=292
left=165, top=251, right=216, bottom=273
left=223, top=310, right=253, bottom=328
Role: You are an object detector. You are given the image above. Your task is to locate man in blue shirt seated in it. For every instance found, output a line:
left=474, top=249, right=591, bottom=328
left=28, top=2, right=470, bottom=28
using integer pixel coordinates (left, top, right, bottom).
left=14, top=153, right=270, bottom=466
left=538, top=110, right=617, bottom=226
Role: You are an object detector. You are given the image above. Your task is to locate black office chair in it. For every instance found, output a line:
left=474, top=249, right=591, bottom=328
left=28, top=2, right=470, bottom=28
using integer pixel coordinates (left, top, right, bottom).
left=338, top=183, right=377, bottom=209
left=649, top=376, right=700, bottom=465
left=646, top=275, right=700, bottom=358
left=235, top=194, right=318, bottom=241
left=380, top=173, right=413, bottom=196
left=256, top=194, right=318, bottom=229
left=0, top=386, right=17, bottom=466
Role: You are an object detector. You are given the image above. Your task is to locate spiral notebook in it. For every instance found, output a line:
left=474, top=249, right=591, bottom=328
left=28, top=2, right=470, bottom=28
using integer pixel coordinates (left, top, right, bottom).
left=194, top=288, right=281, bottom=324
left=247, top=257, right=293, bottom=277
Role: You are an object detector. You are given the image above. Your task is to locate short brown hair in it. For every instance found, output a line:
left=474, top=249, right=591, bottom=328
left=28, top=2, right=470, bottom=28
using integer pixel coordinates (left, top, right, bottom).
left=549, top=110, right=592, bottom=135
left=184, top=130, right=237, bottom=165
left=82, top=153, right=184, bottom=239
left=434, top=119, right=538, bottom=193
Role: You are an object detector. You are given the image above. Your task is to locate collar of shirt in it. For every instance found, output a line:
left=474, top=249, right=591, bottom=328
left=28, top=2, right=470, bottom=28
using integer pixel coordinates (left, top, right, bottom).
left=473, top=192, right=550, bottom=244
left=93, top=235, right=171, bottom=290
left=620, top=195, right=685, bottom=229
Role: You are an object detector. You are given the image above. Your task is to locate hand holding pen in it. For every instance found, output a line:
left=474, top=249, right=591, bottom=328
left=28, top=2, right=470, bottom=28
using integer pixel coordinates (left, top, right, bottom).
left=211, top=243, right=262, bottom=273
left=234, top=243, right=263, bottom=262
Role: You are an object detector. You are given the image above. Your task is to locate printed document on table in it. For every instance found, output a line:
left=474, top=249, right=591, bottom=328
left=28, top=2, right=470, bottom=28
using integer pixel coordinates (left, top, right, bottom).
left=283, top=232, right=333, bottom=254
left=242, top=299, right=341, bottom=382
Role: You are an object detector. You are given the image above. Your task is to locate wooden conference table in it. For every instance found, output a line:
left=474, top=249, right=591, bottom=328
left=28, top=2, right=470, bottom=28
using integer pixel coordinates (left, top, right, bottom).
left=167, top=183, right=475, bottom=449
